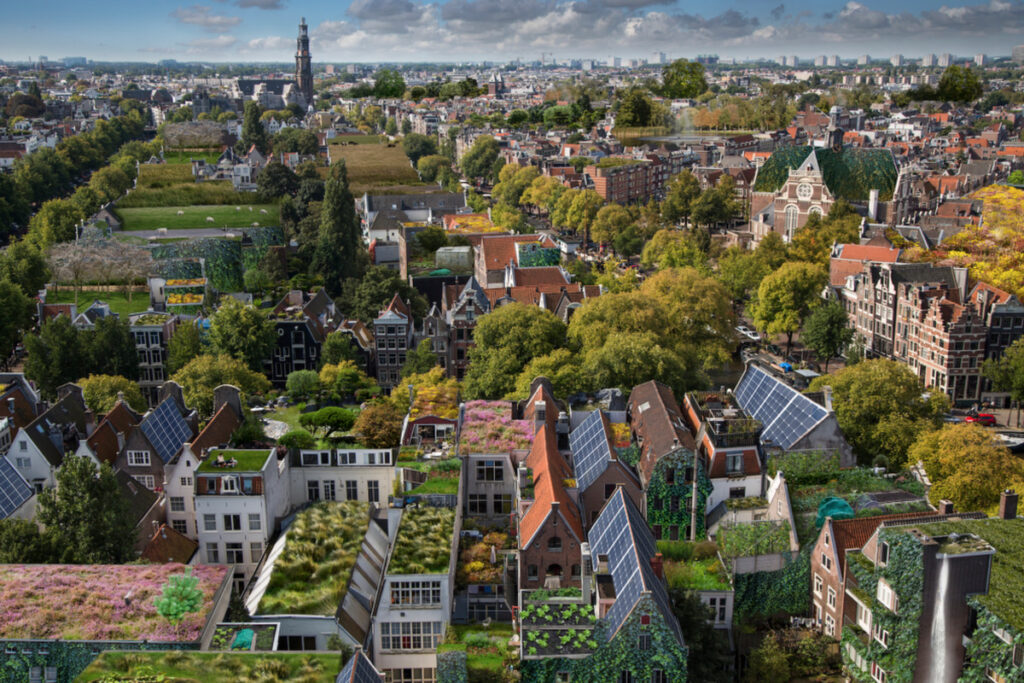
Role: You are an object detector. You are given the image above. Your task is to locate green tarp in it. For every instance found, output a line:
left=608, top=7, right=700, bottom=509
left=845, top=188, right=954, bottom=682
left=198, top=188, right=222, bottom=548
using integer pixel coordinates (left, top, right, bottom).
left=816, top=496, right=854, bottom=528
left=231, top=628, right=254, bottom=650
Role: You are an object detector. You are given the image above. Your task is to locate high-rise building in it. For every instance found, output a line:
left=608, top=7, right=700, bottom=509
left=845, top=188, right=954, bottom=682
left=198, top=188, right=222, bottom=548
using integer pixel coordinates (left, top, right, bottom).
left=295, top=17, right=313, bottom=106
left=975, top=53, right=987, bottom=66
left=827, top=55, right=840, bottom=67
left=1014, top=45, right=1024, bottom=64
left=938, top=53, right=952, bottom=67
left=814, top=55, right=826, bottom=67
left=921, top=53, right=936, bottom=67
left=890, top=54, right=904, bottom=67
left=857, top=54, right=870, bottom=65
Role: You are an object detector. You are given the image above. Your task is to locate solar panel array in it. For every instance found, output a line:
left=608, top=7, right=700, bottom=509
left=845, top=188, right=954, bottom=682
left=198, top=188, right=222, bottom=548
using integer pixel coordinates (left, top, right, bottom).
left=569, top=410, right=613, bottom=492
left=140, top=399, right=192, bottom=464
left=0, top=457, right=33, bottom=519
left=587, top=489, right=684, bottom=646
left=335, top=650, right=382, bottom=683
left=734, top=365, right=828, bottom=449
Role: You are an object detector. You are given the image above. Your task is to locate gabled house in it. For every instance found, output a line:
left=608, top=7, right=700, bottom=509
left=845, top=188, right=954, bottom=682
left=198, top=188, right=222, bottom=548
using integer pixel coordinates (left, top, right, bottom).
left=115, top=389, right=196, bottom=492
left=629, top=380, right=710, bottom=541
left=141, top=523, right=199, bottom=564
left=569, top=409, right=643, bottom=530
left=373, top=294, right=413, bottom=390
left=4, top=389, right=90, bottom=492
left=265, top=289, right=343, bottom=387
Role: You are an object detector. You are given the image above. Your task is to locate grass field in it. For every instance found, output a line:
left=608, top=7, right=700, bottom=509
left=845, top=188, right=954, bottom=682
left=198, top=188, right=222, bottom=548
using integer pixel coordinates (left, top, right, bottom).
left=77, top=651, right=341, bottom=682
left=163, top=148, right=225, bottom=164
left=46, top=288, right=151, bottom=317
left=137, top=164, right=195, bottom=187
left=116, top=204, right=280, bottom=231
left=333, top=134, right=382, bottom=144
left=327, top=140, right=421, bottom=193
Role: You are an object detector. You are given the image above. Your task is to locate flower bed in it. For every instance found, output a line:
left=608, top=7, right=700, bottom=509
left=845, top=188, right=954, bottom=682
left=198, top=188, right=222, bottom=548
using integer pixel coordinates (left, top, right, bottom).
left=389, top=506, right=456, bottom=575
left=609, top=422, right=631, bottom=449
left=257, top=501, right=371, bottom=615
left=456, top=531, right=509, bottom=588
left=0, top=564, right=228, bottom=641
left=460, top=400, right=534, bottom=453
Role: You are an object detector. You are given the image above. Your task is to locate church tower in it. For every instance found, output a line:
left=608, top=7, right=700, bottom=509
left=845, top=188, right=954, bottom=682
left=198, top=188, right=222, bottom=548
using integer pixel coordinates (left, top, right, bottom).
left=295, top=17, right=313, bottom=106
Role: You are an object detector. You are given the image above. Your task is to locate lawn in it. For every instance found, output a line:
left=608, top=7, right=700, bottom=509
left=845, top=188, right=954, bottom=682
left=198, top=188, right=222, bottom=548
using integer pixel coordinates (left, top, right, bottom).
left=77, top=651, right=341, bottom=682
left=406, top=476, right=459, bottom=495
left=45, top=288, right=151, bottom=317
left=267, top=404, right=306, bottom=432
left=326, top=140, right=421, bottom=193
left=198, top=449, right=272, bottom=473
left=163, top=148, right=225, bottom=165
left=332, top=134, right=382, bottom=144
left=116, top=204, right=280, bottom=231
left=137, top=164, right=195, bottom=187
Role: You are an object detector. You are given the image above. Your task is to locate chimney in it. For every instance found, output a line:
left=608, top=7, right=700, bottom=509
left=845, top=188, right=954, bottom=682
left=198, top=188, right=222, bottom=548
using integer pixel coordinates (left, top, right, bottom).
left=869, top=188, right=879, bottom=221
left=999, top=489, right=1018, bottom=520
left=117, top=391, right=125, bottom=403
left=6, top=398, right=14, bottom=415
left=551, top=501, right=559, bottom=525
left=822, top=385, right=833, bottom=412
left=650, top=552, right=664, bottom=580
left=938, top=499, right=955, bottom=515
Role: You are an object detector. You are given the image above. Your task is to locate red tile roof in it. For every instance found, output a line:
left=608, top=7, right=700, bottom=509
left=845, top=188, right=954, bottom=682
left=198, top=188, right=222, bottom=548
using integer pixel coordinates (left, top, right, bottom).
left=86, top=420, right=121, bottom=465
left=512, top=267, right=570, bottom=287
left=103, top=401, right=142, bottom=434
left=189, top=403, right=242, bottom=457
left=519, top=424, right=583, bottom=549
left=141, top=524, right=198, bottom=564
left=834, top=244, right=902, bottom=263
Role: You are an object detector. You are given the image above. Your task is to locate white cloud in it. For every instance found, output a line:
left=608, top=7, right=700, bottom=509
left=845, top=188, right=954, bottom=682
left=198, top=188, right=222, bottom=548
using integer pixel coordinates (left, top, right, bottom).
left=184, top=34, right=238, bottom=52
left=245, top=35, right=289, bottom=50
left=171, top=5, right=242, bottom=32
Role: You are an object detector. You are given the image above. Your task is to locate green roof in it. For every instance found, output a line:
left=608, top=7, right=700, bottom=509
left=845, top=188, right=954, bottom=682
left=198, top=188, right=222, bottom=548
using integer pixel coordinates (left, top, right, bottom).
left=752, top=145, right=897, bottom=201
left=197, top=449, right=272, bottom=473
left=914, top=518, right=1024, bottom=631
left=388, top=506, right=456, bottom=575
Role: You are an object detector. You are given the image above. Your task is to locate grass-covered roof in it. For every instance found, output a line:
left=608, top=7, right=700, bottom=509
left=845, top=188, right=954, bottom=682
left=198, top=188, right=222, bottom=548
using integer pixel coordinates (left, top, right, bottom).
left=388, top=506, right=456, bottom=575
left=753, top=145, right=897, bottom=201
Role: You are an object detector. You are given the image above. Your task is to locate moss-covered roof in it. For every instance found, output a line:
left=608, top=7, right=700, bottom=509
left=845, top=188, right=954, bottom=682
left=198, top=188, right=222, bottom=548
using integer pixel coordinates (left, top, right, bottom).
left=753, top=145, right=897, bottom=201
left=915, top=518, right=1024, bottom=631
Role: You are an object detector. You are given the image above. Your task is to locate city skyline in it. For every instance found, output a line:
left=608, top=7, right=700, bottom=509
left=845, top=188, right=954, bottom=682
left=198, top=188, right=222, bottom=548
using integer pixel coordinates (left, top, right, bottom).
left=3, top=0, right=1024, bottom=64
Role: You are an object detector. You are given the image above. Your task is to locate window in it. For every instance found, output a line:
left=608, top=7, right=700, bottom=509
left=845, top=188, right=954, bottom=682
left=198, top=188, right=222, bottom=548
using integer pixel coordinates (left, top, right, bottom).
left=170, top=497, right=185, bottom=512
left=279, top=635, right=317, bottom=651
left=857, top=603, right=872, bottom=632
left=171, top=519, right=188, bottom=534
left=15, top=456, right=30, bottom=468
left=785, top=204, right=799, bottom=237
left=476, top=460, right=504, bottom=481
left=548, top=537, right=562, bottom=552
left=827, top=587, right=836, bottom=610
left=302, top=451, right=332, bottom=466
left=222, top=476, right=238, bottom=493
left=44, top=667, right=57, bottom=683
left=379, top=621, right=443, bottom=651
left=619, top=673, right=634, bottom=683
left=877, top=579, right=897, bottom=612
left=651, top=671, right=667, bottom=683
left=872, top=623, right=889, bottom=649
left=638, top=633, right=651, bottom=651
left=225, top=543, right=244, bottom=564
left=871, top=662, right=887, bottom=683
left=180, top=476, right=192, bottom=487
left=493, top=494, right=512, bottom=515
left=390, top=580, right=442, bottom=606
left=468, top=494, right=487, bottom=514
left=1014, top=644, right=1023, bottom=668
left=726, top=453, right=743, bottom=474
left=821, top=552, right=832, bottom=573
left=323, top=480, right=336, bottom=501
left=18, top=440, right=27, bottom=451
left=527, top=565, right=538, bottom=580
left=133, top=474, right=155, bottom=490
left=729, top=487, right=745, bottom=499
left=346, top=480, right=358, bottom=500
left=127, top=450, right=150, bottom=466
left=248, top=513, right=261, bottom=531
left=307, top=480, right=320, bottom=501
left=878, top=541, right=889, bottom=566
left=29, top=667, right=41, bottom=683
left=338, top=452, right=355, bottom=465
left=204, top=514, right=216, bottom=531
left=223, top=514, right=241, bottom=531
left=825, top=613, right=835, bottom=637
left=206, top=543, right=219, bottom=563
left=813, top=574, right=823, bottom=597
left=368, top=481, right=380, bottom=503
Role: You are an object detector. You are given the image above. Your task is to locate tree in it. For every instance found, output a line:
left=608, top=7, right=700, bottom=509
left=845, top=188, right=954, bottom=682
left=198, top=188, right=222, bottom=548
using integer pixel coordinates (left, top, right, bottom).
left=788, top=201, right=860, bottom=269
left=937, top=65, right=983, bottom=103
left=984, top=338, right=1024, bottom=420
left=616, top=89, right=652, bottom=127
left=286, top=369, right=320, bottom=401
left=272, top=127, right=318, bottom=155
left=513, top=349, right=589, bottom=399
left=1009, top=170, right=1024, bottom=185
left=321, top=331, right=361, bottom=367
left=241, top=101, right=269, bottom=154
left=28, top=198, right=82, bottom=248
left=0, top=518, right=54, bottom=563
left=208, top=297, right=275, bottom=371
left=90, top=316, right=139, bottom=380
left=167, top=323, right=203, bottom=375
left=171, top=354, right=271, bottom=418
left=566, top=189, right=604, bottom=244
left=78, top=374, right=147, bottom=413
left=313, top=161, right=362, bottom=295
left=520, top=176, right=567, bottom=216
left=300, top=406, right=357, bottom=438
left=661, top=59, right=707, bottom=99
left=154, top=569, right=204, bottom=635
left=257, top=161, right=299, bottom=200
left=0, top=278, right=31, bottom=362
left=749, top=261, right=826, bottom=354
left=24, top=316, right=89, bottom=399
left=402, top=339, right=437, bottom=378
left=715, top=246, right=769, bottom=303
left=373, top=68, right=406, bottom=98
left=802, top=301, right=853, bottom=372
left=909, top=424, right=1024, bottom=512
left=670, top=589, right=731, bottom=683
left=417, top=154, right=450, bottom=183
left=492, top=164, right=541, bottom=208
left=745, top=633, right=791, bottom=683
left=0, top=239, right=49, bottom=296
left=243, top=267, right=272, bottom=297
left=353, top=401, right=404, bottom=448
left=641, top=229, right=709, bottom=271
left=583, top=331, right=692, bottom=395
left=808, top=359, right=948, bottom=468
left=37, top=457, right=136, bottom=564
left=591, top=203, right=632, bottom=245
left=464, top=304, right=568, bottom=399
left=340, top=265, right=427, bottom=322
left=320, top=360, right=377, bottom=399
left=662, top=170, right=700, bottom=225
left=690, top=176, right=739, bottom=228
left=460, top=136, right=500, bottom=181
left=401, top=133, right=438, bottom=165
left=755, top=231, right=788, bottom=270
left=278, top=429, right=316, bottom=449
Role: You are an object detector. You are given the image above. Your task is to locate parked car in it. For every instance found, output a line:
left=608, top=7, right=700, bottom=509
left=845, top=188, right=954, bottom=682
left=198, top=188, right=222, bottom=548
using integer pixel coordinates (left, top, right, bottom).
left=965, top=413, right=997, bottom=426
left=942, top=414, right=965, bottom=424
left=736, top=325, right=761, bottom=342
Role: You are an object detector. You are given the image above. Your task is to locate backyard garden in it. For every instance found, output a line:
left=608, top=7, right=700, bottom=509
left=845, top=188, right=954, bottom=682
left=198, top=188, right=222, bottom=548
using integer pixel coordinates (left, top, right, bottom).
left=77, top=651, right=341, bottom=683
left=519, top=588, right=599, bottom=658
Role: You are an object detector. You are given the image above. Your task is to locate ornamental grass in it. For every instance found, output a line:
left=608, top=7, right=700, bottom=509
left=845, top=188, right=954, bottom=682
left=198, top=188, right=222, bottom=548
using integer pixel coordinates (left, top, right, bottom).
left=460, top=400, right=534, bottom=453
left=0, top=564, right=227, bottom=642
left=257, top=501, right=371, bottom=615
left=389, top=506, right=456, bottom=575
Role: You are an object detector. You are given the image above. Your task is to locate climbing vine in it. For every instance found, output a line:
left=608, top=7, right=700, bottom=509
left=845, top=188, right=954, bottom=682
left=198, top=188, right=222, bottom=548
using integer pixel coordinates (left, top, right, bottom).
left=732, top=546, right=810, bottom=620
left=645, top=450, right=712, bottom=540
left=0, top=640, right=197, bottom=683
left=960, top=604, right=1024, bottom=683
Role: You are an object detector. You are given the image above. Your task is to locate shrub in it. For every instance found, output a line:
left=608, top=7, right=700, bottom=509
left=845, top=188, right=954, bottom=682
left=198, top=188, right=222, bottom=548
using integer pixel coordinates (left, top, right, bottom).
left=278, top=429, right=316, bottom=449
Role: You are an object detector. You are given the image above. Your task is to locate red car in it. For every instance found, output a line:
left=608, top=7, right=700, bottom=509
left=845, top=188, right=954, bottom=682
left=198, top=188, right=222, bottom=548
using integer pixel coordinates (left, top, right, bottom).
left=966, top=413, right=997, bottom=426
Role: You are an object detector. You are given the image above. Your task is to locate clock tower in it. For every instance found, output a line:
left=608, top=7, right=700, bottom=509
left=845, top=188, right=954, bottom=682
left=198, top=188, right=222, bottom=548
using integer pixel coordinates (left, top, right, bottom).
left=295, top=17, right=313, bottom=106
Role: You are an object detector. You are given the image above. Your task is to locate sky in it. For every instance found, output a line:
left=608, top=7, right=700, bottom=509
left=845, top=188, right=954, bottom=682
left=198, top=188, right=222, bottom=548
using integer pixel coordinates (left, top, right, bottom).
left=3, top=0, right=1024, bottom=64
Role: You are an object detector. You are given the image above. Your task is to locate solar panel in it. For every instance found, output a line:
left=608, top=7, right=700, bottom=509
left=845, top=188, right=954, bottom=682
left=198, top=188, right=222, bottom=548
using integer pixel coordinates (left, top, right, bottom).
left=140, top=399, right=192, bottom=464
left=588, top=489, right=684, bottom=646
left=735, top=365, right=828, bottom=449
left=0, top=457, right=33, bottom=519
left=569, top=410, right=613, bottom=492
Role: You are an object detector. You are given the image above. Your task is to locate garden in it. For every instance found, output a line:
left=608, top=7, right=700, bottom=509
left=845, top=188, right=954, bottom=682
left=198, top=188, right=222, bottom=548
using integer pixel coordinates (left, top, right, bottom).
left=439, top=623, right=517, bottom=682
left=326, top=139, right=422, bottom=194
left=665, top=556, right=731, bottom=592
left=209, top=622, right=277, bottom=651
left=519, top=589, right=599, bottom=658
left=45, top=288, right=151, bottom=317
left=388, top=506, right=456, bottom=575
left=117, top=204, right=280, bottom=231
left=459, top=400, right=534, bottom=453
left=717, top=520, right=793, bottom=559
left=197, top=449, right=272, bottom=473
left=0, top=564, right=228, bottom=642
left=257, top=501, right=372, bottom=615
left=456, top=530, right=512, bottom=589
left=402, top=457, right=461, bottom=496
left=76, top=651, right=341, bottom=682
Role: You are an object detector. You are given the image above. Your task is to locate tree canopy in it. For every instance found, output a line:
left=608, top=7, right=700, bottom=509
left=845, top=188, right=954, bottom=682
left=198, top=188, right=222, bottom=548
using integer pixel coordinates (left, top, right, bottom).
left=313, top=161, right=362, bottom=295
left=802, top=301, right=854, bottom=372
left=171, top=354, right=271, bottom=419
left=661, top=59, right=708, bottom=99
left=208, top=297, right=275, bottom=372
left=749, top=261, right=827, bottom=353
left=79, top=374, right=147, bottom=413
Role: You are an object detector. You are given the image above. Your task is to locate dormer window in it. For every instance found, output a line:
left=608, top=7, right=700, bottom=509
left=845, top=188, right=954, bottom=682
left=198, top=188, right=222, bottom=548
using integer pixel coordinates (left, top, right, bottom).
left=222, top=476, right=238, bottom=493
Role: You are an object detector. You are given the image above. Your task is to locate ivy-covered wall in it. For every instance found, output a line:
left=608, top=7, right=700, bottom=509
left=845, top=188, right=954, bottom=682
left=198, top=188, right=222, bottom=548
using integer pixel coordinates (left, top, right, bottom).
left=960, top=603, right=1024, bottom=683
left=520, top=594, right=687, bottom=683
left=732, top=546, right=810, bottom=621
left=436, top=648, right=469, bottom=683
left=0, top=639, right=198, bottom=683
left=646, top=450, right=712, bottom=540
left=841, top=529, right=925, bottom=683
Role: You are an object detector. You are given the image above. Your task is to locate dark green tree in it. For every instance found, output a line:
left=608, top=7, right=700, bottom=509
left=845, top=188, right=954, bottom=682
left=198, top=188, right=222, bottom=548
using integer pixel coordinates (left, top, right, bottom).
left=24, top=316, right=89, bottom=399
left=661, top=59, right=707, bottom=99
left=670, top=589, right=731, bottom=683
left=937, top=65, right=983, bottom=103
left=401, top=339, right=437, bottom=378
left=662, top=170, right=701, bottom=225
left=0, top=519, right=54, bottom=563
left=241, top=101, right=269, bottom=154
left=373, top=68, right=406, bottom=98
left=154, top=569, right=204, bottom=636
left=460, top=135, right=500, bottom=181
left=167, top=322, right=203, bottom=375
left=321, top=331, right=361, bottom=367
left=0, top=239, right=49, bottom=296
left=339, top=265, right=427, bottom=322
left=89, top=316, right=139, bottom=380
left=272, top=127, right=318, bottom=155
left=616, top=89, right=652, bottom=127
left=401, top=133, right=438, bottom=165
left=0, top=278, right=32, bottom=363
left=802, top=301, right=854, bottom=372
left=208, top=297, right=276, bottom=372
left=313, top=161, right=361, bottom=295
left=257, top=161, right=300, bottom=200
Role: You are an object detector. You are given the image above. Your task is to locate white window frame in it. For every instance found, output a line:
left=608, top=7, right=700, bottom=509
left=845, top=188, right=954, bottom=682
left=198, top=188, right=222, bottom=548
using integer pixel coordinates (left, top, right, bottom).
left=827, top=586, right=837, bottom=610
left=872, top=623, right=889, bottom=649
left=813, top=573, right=823, bottom=597
left=127, top=450, right=151, bottom=467
left=170, top=497, right=185, bottom=512
left=825, top=613, right=835, bottom=637
left=248, top=513, right=261, bottom=531
left=871, top=661, right=887, bottom=683
left=135, top=474, right=155, bottom=490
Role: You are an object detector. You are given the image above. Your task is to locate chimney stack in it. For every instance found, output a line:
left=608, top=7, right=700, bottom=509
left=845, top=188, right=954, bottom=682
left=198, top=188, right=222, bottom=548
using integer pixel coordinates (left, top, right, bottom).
left=650, top=552, right=664, bottom=580
left=938, top=499, right=955, bottom=515
left=999, top=489, right=1018, bottom=520
left=6, top=397, right=14, bottom=415
left=822, top=385, right=833, bottom=412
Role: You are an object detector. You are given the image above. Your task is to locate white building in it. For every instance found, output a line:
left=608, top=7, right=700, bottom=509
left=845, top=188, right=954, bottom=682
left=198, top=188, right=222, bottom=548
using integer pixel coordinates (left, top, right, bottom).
left=975, top=53, right=987, bottom=67
left=827, top=55, right=841, bottom=67
left=938, top=53, right=953, bottom=67
left=290, top=446, right=397, bottom=505
left=857, top=54, right=871, bottom=66
left=890, top=54, right=904, bottom=67
left=921, top=54, right=937, bottom=67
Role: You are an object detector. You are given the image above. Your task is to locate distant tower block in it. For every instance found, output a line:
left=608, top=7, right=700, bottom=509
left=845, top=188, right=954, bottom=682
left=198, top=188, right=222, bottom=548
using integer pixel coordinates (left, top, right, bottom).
left=295, top=17, right=313, bottom=106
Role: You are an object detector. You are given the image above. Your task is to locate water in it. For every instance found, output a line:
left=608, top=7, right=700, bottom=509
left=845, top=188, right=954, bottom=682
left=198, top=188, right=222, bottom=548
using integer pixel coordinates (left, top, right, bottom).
left=930, top=555, right=951, bottom=682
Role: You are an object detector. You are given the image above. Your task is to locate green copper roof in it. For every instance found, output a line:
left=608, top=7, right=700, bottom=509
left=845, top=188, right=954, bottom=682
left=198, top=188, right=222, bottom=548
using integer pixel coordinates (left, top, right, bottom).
left=753, top=145, right=897, bottom=202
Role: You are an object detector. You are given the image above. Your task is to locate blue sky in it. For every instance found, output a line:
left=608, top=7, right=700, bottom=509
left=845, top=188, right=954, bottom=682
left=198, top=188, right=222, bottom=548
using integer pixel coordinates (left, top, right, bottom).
left=3, top=0, right=1024, bottom=63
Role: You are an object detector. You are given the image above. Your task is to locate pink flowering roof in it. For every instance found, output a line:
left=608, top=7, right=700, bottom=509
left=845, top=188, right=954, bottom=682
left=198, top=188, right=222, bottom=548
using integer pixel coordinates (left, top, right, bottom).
left=460, top=400, right=534, bottom=453
left=0, top=563, right=228, bottom=642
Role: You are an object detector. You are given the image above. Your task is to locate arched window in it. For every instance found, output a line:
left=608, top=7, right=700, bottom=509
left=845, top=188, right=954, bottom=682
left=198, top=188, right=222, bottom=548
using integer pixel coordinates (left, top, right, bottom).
left=548, top=537, right=562, bottom=552
left=809, top=206, right=824, bottom=218
left=784, top=205, right=799, bottom=239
